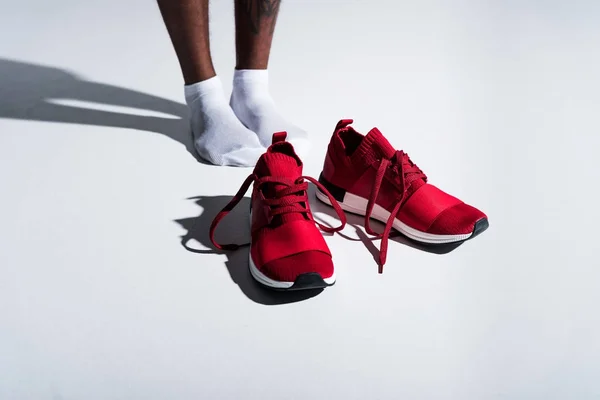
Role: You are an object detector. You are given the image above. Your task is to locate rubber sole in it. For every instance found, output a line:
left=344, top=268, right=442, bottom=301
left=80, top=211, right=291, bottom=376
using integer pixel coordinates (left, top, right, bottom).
left=249, top=252, right=336, bottom=291
left=317, top=173, right=489, bottom=246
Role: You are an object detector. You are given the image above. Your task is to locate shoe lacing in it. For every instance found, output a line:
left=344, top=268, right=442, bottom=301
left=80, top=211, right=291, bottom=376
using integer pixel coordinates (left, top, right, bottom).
left=210, top=174, right=347, bottom=250
left=365, top=150, right=427, bottom=272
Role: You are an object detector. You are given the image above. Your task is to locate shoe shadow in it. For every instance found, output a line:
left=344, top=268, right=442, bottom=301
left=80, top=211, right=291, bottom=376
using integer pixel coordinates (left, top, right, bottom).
left=1, top=58, right=321, bottom=304
left=308, top=184, right=463, bottom=266
left=174, top=196, right=324, bottom=305
left=0, top=57, right=204, bottom=162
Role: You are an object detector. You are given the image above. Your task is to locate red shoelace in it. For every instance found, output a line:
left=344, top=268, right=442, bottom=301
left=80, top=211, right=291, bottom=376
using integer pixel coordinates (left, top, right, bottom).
left=210, top=174, right=347, bottom=251
left=365, top=150, right=427, bottom=272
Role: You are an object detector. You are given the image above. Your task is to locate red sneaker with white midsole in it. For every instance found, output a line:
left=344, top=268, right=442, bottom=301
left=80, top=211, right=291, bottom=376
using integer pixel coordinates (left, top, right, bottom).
left=316, top=119, right=489, bottom=272
left=210, top=132, right=347, bottom=291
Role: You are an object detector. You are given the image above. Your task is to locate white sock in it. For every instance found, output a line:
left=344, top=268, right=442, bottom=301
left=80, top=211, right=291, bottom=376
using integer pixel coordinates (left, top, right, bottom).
left=230, top=69, right=309, bottom=158
left=185, top=76, right=265, bottom=167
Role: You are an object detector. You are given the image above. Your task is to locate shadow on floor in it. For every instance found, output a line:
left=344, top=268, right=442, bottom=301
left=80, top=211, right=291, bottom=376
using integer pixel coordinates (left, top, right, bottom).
left=0, top=57, right=200, bottom=161
left=174, top=195, right=325, bottom=305
left=1, top=58, right=319, bottom=304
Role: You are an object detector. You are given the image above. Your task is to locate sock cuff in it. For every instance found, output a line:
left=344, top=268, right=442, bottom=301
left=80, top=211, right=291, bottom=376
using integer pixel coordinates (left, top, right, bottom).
left=184, top=76, right=223, bottom=101
left=233, top=69, right=269, bottom=84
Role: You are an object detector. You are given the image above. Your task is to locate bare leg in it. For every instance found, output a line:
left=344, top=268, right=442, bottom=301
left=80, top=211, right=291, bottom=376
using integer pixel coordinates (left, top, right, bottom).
left=231, top=0, right=309, bottom=155
left=156, top=0, right=265, bottom=167
left=157, top=0, right=215, bottom=84
left=234, top=0, right=281, bottom=70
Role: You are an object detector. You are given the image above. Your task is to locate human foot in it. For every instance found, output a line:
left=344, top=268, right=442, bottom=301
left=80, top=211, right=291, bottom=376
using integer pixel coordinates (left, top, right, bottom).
left=185, top=76, right=265, bottom=167
left=230, top=69, right=309, bottom=158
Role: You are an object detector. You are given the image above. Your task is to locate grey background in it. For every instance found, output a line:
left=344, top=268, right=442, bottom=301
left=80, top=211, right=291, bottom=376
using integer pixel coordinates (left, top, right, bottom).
left=1, top=0, right=599, bottom=399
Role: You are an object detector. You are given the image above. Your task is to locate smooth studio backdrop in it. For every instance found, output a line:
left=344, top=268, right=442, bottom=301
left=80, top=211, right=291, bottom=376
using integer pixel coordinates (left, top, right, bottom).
left=1, top=1, right=599, bottom=399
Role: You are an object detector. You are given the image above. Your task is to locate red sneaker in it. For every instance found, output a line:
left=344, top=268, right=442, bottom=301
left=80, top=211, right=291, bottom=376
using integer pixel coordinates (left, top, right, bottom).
left=210, top=132, right=347, bottom=290
left=316, top=119, right=489, bottom=272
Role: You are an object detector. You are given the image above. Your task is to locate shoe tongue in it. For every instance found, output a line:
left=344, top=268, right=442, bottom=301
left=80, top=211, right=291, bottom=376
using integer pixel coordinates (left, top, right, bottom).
left=255, top=142, right=305, bottom=224
left=354, top=127, right=426, bottom=196
left=355, top=127, right=396, bottom=163
left=256, top=142, right=303, bottom=179
left=394, top=150, right=427, bottom=196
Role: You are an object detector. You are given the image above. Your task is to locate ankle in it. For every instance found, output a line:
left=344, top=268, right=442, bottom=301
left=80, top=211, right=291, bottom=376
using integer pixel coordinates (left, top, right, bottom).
left=185, top=75, right=226, bottom=106
left=233, top=69, right=270, bottom=94
left=233, top=68, right=269, bottom=82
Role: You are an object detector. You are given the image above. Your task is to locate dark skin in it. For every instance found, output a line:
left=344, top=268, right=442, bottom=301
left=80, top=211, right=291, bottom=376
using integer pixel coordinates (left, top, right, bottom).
left=156, top=0, right=281, bottom=85
left=234, top=0, right=281, bottom=69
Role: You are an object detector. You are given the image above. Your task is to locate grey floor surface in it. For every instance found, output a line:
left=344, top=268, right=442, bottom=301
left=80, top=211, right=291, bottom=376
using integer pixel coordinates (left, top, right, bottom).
left=1, top=1, right=599, bottom=399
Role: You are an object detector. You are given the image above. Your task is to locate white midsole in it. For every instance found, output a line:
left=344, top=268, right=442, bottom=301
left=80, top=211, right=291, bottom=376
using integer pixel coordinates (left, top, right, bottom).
left=315, top=189, right=471, bottom=244
left=247, top=211, right=336, bottom=289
